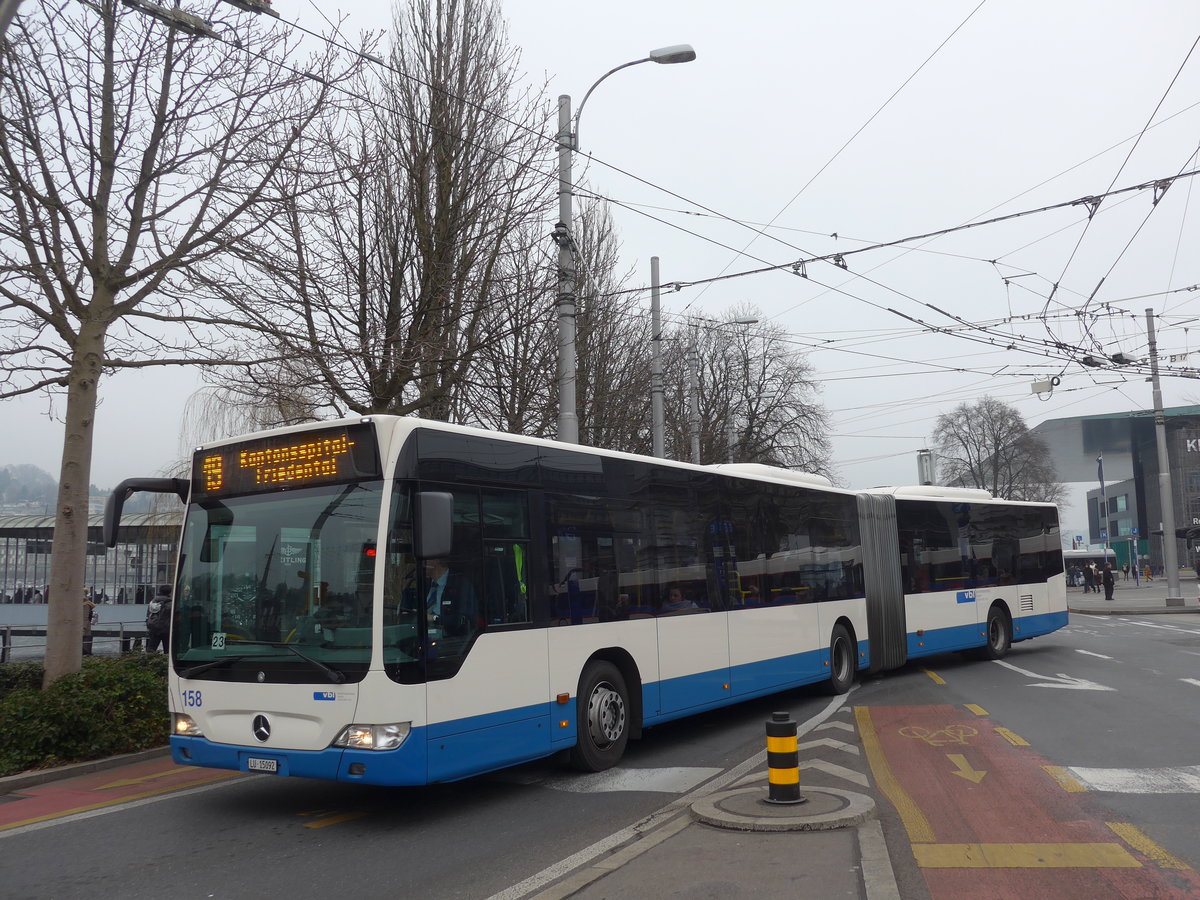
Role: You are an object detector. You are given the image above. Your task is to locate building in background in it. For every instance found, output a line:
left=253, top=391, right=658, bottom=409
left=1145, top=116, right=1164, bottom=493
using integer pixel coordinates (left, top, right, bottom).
left=0, top=512, right=182, bottom=604
left=1033, top=406, right=1200, bottom=574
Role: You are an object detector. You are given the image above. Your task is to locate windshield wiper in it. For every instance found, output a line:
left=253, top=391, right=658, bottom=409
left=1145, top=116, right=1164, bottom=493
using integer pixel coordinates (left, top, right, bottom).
left=232, top=640, right=347, bottom=684
left=181, top=655, right=252, bottom=678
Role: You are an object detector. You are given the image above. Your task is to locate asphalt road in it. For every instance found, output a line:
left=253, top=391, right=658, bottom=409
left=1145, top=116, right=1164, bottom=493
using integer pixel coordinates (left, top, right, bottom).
left=3, top=614, right=1197, bottom=899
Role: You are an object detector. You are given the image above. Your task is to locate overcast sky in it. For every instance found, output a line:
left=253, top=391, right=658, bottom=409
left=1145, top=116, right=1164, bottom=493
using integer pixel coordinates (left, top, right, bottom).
left=4, top=0, right=1200, bottom=538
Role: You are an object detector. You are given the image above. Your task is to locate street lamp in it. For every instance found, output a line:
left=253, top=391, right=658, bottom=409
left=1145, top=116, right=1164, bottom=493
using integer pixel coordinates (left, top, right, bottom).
left=556, top=44, right=697, bottom=445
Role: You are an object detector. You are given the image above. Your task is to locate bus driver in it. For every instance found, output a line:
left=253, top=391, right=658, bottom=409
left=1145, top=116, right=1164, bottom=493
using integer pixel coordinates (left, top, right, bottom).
left=424, top=557, right=477, bottom=636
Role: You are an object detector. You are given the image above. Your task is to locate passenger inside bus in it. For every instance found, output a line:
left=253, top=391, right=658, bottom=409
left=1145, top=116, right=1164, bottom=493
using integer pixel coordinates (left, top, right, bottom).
left=659, top=584, right=701, bottom=615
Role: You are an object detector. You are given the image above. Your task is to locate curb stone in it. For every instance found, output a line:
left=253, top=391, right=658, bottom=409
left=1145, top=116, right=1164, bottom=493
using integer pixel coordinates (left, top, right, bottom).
left=0, top=746, right=170, bottom=796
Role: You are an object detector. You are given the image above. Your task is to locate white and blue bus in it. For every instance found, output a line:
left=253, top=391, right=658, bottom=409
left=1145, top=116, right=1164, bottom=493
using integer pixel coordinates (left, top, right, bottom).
left=104, top=416, right=1067, bottom=785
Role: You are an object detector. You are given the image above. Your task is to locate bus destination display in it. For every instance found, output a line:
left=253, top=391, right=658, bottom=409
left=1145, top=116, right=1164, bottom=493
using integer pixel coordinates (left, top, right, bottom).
left=193, top=423, right=381, bottom=498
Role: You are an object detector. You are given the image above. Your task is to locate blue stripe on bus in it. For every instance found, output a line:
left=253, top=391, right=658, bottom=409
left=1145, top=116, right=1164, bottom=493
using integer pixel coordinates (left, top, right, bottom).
left=1013, top=609, right=1069, bottom=640
left=906, top=609, right=1070, bottom=659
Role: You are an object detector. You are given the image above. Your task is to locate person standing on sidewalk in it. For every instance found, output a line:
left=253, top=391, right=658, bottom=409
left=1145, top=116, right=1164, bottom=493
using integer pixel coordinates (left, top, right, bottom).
left=145, top=585, right=173, bottom=653
left=1102, top=563, right=1116, bottom=602
left=82, top=593, right=97, bottom=655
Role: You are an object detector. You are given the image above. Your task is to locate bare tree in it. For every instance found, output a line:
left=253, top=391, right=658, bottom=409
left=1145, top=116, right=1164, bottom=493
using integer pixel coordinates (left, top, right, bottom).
left=0, top=0, right=357, bottom=684
left=571, top=198, right=652, bottom=452
left=452, top=217, right=557, bottom=435
left=206, top=0, right=554, bottom=423
left=932, top=396, right=1065, bottom=503
left=663, top=307, right=832, bottom=474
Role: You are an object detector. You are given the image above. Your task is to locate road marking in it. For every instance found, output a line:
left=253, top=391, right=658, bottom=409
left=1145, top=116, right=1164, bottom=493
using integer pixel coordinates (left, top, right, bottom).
left=97, top=768, right=190, bottom=790
left=995, top=727, right=1030, bottom=747
left=964, top=704, right=988, bottom=716
left=947, top=753, right=987, bottom=783
left=1043, top=765, right=1088, bottom=792
left=800, top=758, right=870, bottom=787
left=797, top=737, right=860, bottom=756
left=899, top=724, right=978, bottom=747
left=487, top=692, right=855, bottom=900
left=922, top=668, right=946, bottom=685
left=1067, top=764, right=1200, bottom=794
left=816, top=720, right=855, bottom=733
left=301, top=810, right=369, bottom=829
left=540, top=766, right=722, bottom=794
left=0, top=775, right=248, bottom=838
left=912, top=842, right=1141, bottom=869
left=855, top=707, right=936, bottom=844
left=1107, top=822, right=1192, bottom=870
left=1182, top=678, right=1200, bottom=688
left=993, top=660, right=1115, bottom=691
left=1126, top=619, right=1200, bottom=636
left=1074, top=649, right=1113, bottom=660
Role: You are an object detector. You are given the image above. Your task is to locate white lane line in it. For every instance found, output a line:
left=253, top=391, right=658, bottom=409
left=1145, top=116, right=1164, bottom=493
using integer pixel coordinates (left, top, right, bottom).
left=0, top=776, right=252, bottom=839
left=1074, top=649, right=1114, bottom=660
left=1125, top=619, right=1200, bottom=636
left=485, top=689, right=856, bottom=900
left=539, top=766, right=722, bottom=795
left=1068, top=765, right=1200, bottom=794
left=1182, top=678, right=1200, bottom=688
left=798, top=737, right=860, bottom=756
left=801, top=759, right=870, bottom=787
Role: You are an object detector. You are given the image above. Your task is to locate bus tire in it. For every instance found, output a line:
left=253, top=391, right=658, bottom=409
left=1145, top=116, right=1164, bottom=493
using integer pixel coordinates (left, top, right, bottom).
left=570, top=661, right=629, bottom=772
left=825, top=624, right=855, bottom=695
left=981, top=604, right=1011, bottom=660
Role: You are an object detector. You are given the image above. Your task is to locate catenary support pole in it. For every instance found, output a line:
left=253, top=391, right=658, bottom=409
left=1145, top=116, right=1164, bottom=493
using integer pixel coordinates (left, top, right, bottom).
left=555, top=94, right=579, bottom=444
left=651, top=257, right=665, bottom=458
left=1146, top=308, right=1183, bottom=604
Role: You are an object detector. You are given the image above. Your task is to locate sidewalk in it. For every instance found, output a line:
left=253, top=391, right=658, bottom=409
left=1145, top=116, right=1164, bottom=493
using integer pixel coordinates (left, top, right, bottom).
left=526, top=700, right=897, bottom=900
left=1066, top=572, right=1200, bottom=615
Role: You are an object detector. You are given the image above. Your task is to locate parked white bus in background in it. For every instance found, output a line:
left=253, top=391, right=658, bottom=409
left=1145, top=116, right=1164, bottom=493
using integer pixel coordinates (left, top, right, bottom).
left=105, top=416, right=1067, bottom=785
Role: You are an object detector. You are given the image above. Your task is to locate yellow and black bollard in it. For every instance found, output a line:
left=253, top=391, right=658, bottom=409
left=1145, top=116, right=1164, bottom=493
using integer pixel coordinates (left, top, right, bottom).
left=765, top=711, right=806, bottom=804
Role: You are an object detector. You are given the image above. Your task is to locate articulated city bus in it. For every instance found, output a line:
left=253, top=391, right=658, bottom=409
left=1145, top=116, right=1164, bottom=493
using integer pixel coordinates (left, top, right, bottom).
left=105, top=416, right=1067, bottom=785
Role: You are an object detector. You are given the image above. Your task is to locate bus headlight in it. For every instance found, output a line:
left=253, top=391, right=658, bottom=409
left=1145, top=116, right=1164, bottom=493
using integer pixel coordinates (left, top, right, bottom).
left=332, top=723, right=410, bottom=751
left=173, top=713, right=203, bottom=737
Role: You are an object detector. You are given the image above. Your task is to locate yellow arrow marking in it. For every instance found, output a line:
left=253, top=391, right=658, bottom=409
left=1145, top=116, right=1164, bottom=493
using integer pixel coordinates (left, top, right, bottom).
left=947, top=753, right=987, bottom=783
left=98, top=768, right=191, bottom=790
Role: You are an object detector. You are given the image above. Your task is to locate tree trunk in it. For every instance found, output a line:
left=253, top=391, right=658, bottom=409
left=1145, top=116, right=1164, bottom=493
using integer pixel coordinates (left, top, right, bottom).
left=42, top=323, right=105, bottom=687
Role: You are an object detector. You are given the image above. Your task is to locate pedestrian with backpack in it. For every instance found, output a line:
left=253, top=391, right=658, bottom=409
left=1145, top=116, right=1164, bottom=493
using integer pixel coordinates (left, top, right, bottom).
left=145, top=584, right=173, bottom=653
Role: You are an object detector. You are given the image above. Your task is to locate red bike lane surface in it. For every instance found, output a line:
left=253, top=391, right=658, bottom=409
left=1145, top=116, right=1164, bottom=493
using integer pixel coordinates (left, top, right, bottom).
left=858, top=704, right=1200, bottom=900
left=0, top=756, right=238, bottom=832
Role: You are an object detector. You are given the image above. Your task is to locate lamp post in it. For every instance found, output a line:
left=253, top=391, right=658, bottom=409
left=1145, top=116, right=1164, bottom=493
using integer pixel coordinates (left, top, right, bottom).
left=556, top=44, right=696, bottom=445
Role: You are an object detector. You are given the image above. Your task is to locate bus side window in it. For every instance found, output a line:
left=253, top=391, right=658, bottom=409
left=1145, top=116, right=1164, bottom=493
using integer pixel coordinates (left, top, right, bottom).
left=480, top=490, right=531, bottom=626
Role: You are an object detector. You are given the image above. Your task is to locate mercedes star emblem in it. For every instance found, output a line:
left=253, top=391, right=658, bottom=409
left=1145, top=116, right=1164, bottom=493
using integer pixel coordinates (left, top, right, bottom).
left=252, top=714, right=271, bottom=742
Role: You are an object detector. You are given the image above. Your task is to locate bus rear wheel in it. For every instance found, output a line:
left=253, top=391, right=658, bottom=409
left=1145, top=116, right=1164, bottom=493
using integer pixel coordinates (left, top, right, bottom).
left=981, top=604, right=1011, bottom=660
left=570, top=661, right=629, bottom=772
left=825, top=624, right=855, bottom=695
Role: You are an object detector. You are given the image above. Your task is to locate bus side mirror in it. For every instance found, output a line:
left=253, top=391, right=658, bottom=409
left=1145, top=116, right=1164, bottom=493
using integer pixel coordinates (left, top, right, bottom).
left=415, top=492, right=453, bottom=560
left=103, top=477, right=189, bottom=547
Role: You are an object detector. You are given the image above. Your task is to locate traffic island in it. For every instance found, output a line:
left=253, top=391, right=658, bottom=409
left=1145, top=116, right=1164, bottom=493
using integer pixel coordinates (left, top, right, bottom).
left=691, top=781, right=875, bottom=832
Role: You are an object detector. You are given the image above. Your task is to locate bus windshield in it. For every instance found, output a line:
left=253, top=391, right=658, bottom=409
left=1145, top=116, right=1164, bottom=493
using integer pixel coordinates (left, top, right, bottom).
left=173, top=481, right=385, bottom=683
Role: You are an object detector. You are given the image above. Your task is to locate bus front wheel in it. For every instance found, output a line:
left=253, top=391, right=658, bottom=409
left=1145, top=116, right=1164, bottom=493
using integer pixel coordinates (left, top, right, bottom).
left=570, top=661, right=629, bottom=772
left=981, top=605, right=1011, bottom=660
left=825, top=624, right=855, bottom=695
